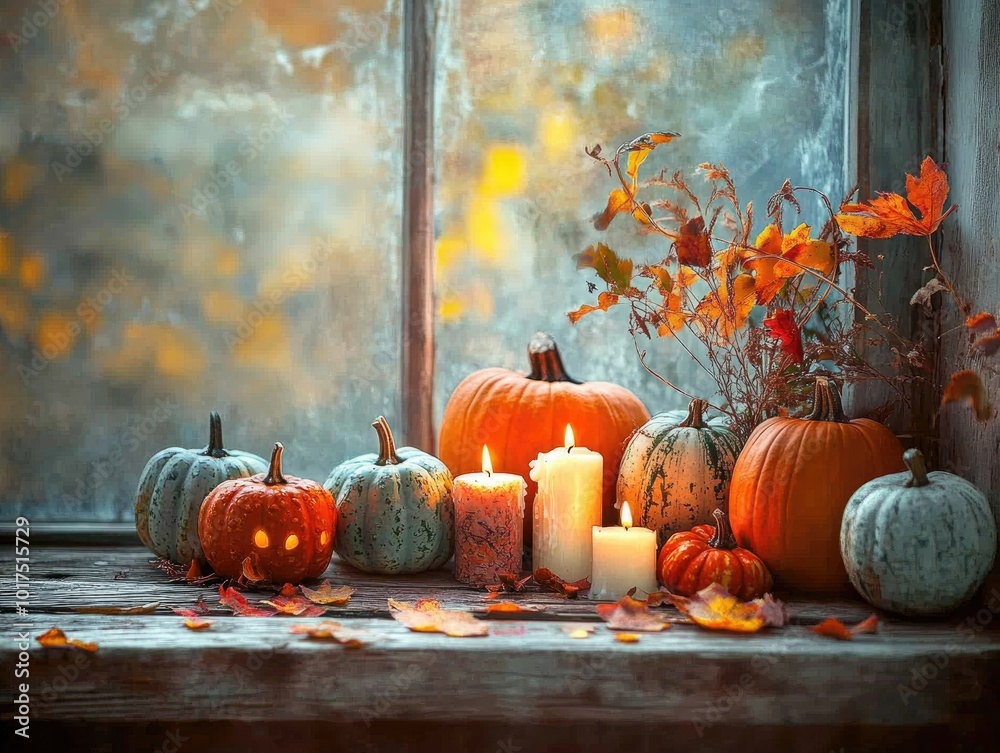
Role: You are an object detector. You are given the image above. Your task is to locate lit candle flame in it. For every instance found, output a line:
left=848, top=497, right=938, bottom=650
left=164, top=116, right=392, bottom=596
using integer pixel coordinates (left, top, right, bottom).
left=481, top=445, right=493, bottom=476
left=621, top=501, right=633, bottom=530
left=564, top=424, right=575, bottom=451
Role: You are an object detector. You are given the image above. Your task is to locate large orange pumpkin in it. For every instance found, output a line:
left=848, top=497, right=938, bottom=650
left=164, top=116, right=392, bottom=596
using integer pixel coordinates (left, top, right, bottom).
left=439, top=332, right=649, bottom=542
left=728, top=377, right=905, bottom=594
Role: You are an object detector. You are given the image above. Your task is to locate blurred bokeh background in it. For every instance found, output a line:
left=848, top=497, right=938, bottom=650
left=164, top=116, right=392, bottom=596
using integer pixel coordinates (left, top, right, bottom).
left=0, top=0, right=848, bottom=521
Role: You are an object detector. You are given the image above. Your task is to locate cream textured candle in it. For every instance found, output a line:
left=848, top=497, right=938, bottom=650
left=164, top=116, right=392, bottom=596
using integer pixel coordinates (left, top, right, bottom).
left=529, top=425, right=603, bottom=582
left=589, top=501, right=659, bottom=600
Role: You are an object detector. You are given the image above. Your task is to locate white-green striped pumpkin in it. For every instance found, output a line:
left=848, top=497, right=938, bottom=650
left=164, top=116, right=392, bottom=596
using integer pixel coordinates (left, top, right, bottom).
left=135, top=412, right=267, bottom=564
left=616, top=399, right=742, bottom=543
left=841, top=449, right=996, bottom=615
left=325, top=416, right=454, bottom=574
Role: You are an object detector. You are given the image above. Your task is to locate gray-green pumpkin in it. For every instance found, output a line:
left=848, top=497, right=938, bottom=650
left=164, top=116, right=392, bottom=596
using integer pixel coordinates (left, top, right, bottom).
left=135, top=412, right=268, bottom=564
left=325, top=416, right=454, bottom=574
left=841, top=449, right=997, bottom=616
left=616, top=398, right=742, bottom=544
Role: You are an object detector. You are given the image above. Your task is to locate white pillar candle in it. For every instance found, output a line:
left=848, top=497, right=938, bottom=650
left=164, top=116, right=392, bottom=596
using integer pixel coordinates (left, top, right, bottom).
left=589, top=501, right=659, bottom=600
left=529, top=425, right=603, bottom=582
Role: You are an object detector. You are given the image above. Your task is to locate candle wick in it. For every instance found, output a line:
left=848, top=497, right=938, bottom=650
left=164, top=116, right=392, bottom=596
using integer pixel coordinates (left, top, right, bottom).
left=567, top=445, right=574, bottom=453
left=485, top=469, right=491, bottom=477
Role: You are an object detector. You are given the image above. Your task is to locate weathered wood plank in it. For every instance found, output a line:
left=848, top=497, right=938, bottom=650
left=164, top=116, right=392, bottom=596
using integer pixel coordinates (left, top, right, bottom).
left=4, top=613, right=998, bottom=725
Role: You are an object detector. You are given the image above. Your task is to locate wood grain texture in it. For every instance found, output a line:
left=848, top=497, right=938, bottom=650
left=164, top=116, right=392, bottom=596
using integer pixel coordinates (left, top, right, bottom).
left=1, top=546, right=999, bottom=730
left=939, top=0, right=1000, bottom=588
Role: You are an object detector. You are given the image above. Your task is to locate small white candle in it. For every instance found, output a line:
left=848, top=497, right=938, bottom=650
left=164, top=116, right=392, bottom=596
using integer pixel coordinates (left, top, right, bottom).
left=589, top=501, right=659, bottom=600
left=529, top=424, right=603, bottom=582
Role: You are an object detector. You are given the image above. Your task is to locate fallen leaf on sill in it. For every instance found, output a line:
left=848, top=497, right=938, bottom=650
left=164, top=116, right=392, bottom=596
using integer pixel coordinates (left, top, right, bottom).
left=485, top=571, right=533, bottom=599
left=615, top=633, right=641, bottom=643
left=171, top=599, right=211, bottom=618
left=484, top=601, right=543, bottom=615
left=300, top=581, right=355, bottom=606
left=752, top=593, right=790, bottom=627
left=596, top=595, right=670, bottom=632
left=36, top=627, right=98, bottom=653
left=218, top=585, right=274, bottom=617
left=240, top=554, right=270, bottom=585
left=388, top=598, right=488, bottom=637
left=667, top=583, right=782, bottom=633
left=260, top=593, right=327, bottom=617
left=533, top=568, right=591, bottom=598
left=73, top=602, right=160, bottom=615
left=290, top=621, right=372, bottom=649
left=811, top=614, right=880, bottom=640
left=567, top=629, right=592, bottom=639
left=562, top=624, right=596, bottom=637
left=184, top=618, right=215, bottom=631
left=153, top=557, right=220, bottom=585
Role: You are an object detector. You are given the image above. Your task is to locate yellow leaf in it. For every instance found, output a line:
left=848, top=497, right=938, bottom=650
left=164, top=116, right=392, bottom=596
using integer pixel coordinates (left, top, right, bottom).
left=627, top=149, right=649, bottom=188
left=568, top=292, right=619, bottom=324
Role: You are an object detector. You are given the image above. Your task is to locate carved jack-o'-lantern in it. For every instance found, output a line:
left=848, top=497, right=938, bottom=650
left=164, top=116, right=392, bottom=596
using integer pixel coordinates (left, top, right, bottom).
left=198, top=443, right=336, bottom=583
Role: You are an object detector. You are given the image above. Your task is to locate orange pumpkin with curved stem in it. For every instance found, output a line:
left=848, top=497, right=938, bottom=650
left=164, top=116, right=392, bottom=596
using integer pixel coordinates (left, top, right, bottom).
left=728, top=377, right=906, bottom=594
left=199, top=443, right=335, bottom=583
left=657, top=508, right=772, bottom=600
left=439, top=331, right=649, bottom=540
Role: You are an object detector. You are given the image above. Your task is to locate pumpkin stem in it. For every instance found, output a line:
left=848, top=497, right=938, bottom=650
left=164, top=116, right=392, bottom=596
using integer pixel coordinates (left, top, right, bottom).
left=707, top=508, right=738, bottom=549
left=262, top=443, right=287, bottom=485
left=804, top=377, right=850, bottom=423
left=903, top=448, right=931, bottom=487
left=201, top=411, right=229, bottom=458
left=372, top=416, right=400, bottom=465
left=526, top=332, right=581, bottom=384
left=678, top=398, right=708, bottom=428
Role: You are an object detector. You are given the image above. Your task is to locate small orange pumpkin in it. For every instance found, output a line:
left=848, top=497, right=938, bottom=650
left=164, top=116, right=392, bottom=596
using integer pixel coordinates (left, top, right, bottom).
left=199, top=443, right=335, bottom=583
left=728, top=377, right=906, bottom=594
left=657, top=508, right=772, bottom=600
left=439, top=332, right=649, bottom=540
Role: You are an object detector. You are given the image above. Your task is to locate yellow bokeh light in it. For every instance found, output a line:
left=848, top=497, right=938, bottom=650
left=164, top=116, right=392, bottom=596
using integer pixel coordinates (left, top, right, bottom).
left=479, top=144, right=527, bottom=197
left=19, top=254, right=46, bottom=291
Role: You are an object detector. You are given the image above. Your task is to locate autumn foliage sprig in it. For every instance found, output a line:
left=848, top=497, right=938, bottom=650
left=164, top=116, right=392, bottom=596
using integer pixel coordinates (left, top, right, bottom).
left=571, top=132, right=992, bottom=440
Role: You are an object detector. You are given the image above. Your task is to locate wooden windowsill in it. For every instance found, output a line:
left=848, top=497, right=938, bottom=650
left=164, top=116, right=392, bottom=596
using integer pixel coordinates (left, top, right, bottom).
left=3, top=546, right=998, bottom=751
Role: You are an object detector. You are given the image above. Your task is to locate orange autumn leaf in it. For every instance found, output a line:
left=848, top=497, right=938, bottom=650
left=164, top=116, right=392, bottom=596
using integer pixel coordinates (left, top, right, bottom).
left=36, top=627, right=98, bottom=653
left=695, top=271, right=755, bottom=340
left=485, top=601, right=543, bottom=615
left=184, top=618, right=215, bottom=630
left=593, top=188, right=634, bottom=231
left=973, top=332, right=1000, bottom=357
left=568, top=291, right=619, bottom=324
left=300, top=581, right=355, bottom=606
left=615, top=633, right=641, bottom=643
left=626, top=149, right=648, bottom=189
left=676, top=216, right=712, bottom=267
left=240, top=554, right=269, bottom=584
left=965, top=311, right=1000, bottom=357
left=763, top=308, right=804, bottom=363
left=966, top=312, right=998, bottom=333
left=836, top=156, right=957, bottom=238
left=667, top=583, right=786, bottom=633
left=745, top=223, right=833, bottom=305
left=942, top=370, right=993, bottom=421
left=811, top=614, right=879, bottom=640
left=387, top=598, right=488, bottom=637
left=186, top=559, right=202, bottom=581
left=290, top=621, right=371, bottom=648
left=596, top=595, right=670, bottom=632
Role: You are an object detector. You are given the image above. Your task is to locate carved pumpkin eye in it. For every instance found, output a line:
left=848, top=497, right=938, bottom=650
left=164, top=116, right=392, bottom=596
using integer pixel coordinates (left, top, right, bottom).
left=320, top=531, right=329, bottom=546
left=284, top=534, right=299, bottom=551
left=254, top=529, right=270, bottom=548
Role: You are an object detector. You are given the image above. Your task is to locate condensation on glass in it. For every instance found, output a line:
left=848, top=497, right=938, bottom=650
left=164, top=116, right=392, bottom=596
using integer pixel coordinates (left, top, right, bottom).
left=0, top=0, right=403, bottom=520
left=432, top=0, right=850, bottom=419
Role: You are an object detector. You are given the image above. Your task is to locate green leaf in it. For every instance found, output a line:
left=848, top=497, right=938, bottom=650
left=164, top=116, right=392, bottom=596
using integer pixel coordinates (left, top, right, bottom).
left=577, top=242, right=633, bottom=291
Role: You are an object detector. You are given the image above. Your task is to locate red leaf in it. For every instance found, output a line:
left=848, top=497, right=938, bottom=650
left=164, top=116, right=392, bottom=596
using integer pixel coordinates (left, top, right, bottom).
left=966, top=312, right=998, bottom=333
left=763, top=308, right=804, bottom=363
left=218, top=585, right=275, bottom=617
left=241, top=554, right=269, bottom=584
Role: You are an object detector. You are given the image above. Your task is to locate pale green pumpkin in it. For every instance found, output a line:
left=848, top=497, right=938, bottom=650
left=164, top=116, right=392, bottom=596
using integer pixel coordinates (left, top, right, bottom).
left=841, top=449, right=996, bottom=615
left=135, top=412, right=267, bottom=564
left=616, top=399, right=742, bottom=543
left=325, top=416, right=454, bottom=574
